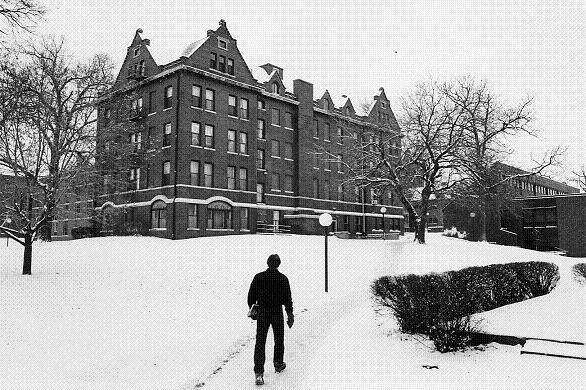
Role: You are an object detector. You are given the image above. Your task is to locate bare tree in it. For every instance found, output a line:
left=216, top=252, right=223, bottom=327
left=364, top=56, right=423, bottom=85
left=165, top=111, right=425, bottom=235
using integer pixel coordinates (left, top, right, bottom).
left=0, top=37, right=114, bottom=274
left=338, top=79, right=468, bottom=243
left=0, top=0, right=44, bottom=35
left=444, top=77, right=564, bottom=240
left=573, top=165, right=586, bottom=192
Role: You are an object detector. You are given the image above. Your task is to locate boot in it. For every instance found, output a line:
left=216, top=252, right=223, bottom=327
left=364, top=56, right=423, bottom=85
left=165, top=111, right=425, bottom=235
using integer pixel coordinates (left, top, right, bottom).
left=274, top=362, right=286, bottom=373
left=255, top=373, right=264, bottom=385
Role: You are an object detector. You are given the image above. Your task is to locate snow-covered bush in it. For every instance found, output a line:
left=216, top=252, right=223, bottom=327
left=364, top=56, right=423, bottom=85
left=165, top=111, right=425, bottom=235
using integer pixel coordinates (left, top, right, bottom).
left=573, top=263, right=586, bottom=284
left=442, top=227, right=467, bottom=239
left=371, top=261, right=559, bottom=352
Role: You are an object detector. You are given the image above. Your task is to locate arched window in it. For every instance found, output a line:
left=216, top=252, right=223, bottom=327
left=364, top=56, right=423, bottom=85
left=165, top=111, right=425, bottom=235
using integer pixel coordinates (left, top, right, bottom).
left=324, top=100, right=330, bottom=110
left=271, top=82, right=279, bottom=94
left=151, top=200, right=167, bottom=229
left=207, top=201, right=233, bottom=229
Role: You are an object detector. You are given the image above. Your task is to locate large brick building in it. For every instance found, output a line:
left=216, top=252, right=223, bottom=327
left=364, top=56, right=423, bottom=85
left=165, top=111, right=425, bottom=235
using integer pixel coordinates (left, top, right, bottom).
left=95, top=20, right=404, bottom=239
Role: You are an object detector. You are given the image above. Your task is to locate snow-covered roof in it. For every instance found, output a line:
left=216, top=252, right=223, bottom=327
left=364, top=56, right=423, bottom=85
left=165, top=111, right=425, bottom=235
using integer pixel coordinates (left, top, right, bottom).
left=145, top=44, right=177, bottom=67
left=250, top=66, right=275, bottom=83
left=180, top=37, right=209, bottom=58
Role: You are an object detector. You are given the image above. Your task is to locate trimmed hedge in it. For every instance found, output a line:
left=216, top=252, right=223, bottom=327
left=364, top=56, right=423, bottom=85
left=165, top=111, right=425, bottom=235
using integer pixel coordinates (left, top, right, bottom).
left=372, top=261, right=559, bottom=351
left=573, top=263, right=586, bottom=284
left=71, top=225, right=101, bottom=240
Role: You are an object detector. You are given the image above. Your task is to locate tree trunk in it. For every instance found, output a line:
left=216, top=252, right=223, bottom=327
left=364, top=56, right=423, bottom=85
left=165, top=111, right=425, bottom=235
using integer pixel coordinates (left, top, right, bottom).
left=22, top=233, right=32, bottom=275
left=415, top=218, right=426, bottom=243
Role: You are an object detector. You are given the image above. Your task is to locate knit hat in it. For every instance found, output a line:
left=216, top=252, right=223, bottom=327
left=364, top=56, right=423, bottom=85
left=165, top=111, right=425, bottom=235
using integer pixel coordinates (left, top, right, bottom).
left=267, top=254, right=281, bottom=269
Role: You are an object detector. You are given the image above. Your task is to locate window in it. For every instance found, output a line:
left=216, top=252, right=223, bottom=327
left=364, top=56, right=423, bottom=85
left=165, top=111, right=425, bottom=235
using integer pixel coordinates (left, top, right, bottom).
left=62, top=221, right=68, bottom=236
left=104, top=108, right=111, bottom=125
left=240, top=98, right=249, bottom=119
left=207, top=201, right=233, bottom=229
left=371, top=189, right=379, bottom=205
left=228, top=95, right=237, bottom=116
left=192, top=85, right=202, bottom=108
left=239, top=168, right=247, bottom=190
left=227, top=58, right=234, bottom=75
left=191, top=122, right=201, bottom=146
left=258, top=100, right=265, bottom=110
left=163, top=123, right=172, bottom=147
left=139, top=60, right=145, bottom=76
left=313, top=120, right=318, bottom=138
left=271, top=173, right=280, bottom=191
left=324, top=180, right=330, bottom=199
left=219, top=55, right=226, bottom=72
left=256, top=183, right=265, bottom=203
left=227, top=166, right=236, bottom=189
left=257, top=149, right=265, bottom=170
left=162, top=161, right=171, bottom=186
left=271, top=82, right=280, bottom=94
left=324, top=99, right=330, bottom=110
left=257, top=119, right=265, bottom=139
left=337, top=154, right=343, bottom=172
left=284, top=174, right=293, bottom=192
left=325, top=123, right=331, bottom=141
left=210, top=52, right=217, bottom=69
left=204, top=163, right=213, bottom=187
left=130, top=131, right=142, bottom=150
left=271, top=140, right=280, bottom=157
left=204, top=124, right=214, bottom=148
left=218, top=38, right=228, bottom=50
left=147, top=126, right=155, bottom=149
left=151, top=200, right=167, bottom=229
left=188, top=204, right=198, bottom=229
left=313, top=178, right=319, bottom=198
left=337, top=126, right=343, bottom=143
left=227, top=129, right=236, bottom=153
left=284, top=112, right=293, bottom=128
left=205, top=89, right=215, bottom=111
left=148, top=91, right=156, bottom=113
left=133, top=46, right=140, bottom=57
left=312, top=148, right=319, bottom=168
left=164, top=86, right=173, bottom=109
left=284, top=142, right=293, bottom=160
left=239, top=132, right=248, bottom=154
left=338, top=184, right=344, bottom=200
left=271, top=108, right=280, bottom=126
left=190, top=161, right=199, bottom=186
left=240, top=208, right=249, bottom=230
left=129, top=167, right=140, bottom=190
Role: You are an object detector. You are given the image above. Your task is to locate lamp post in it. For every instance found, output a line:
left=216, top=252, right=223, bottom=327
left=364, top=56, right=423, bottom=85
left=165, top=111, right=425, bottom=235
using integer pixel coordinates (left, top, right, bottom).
left=3, top=218, right=11, bottom=247
left=380, top=206, right=387, bottom=240
left=319, top=212, right=333, bottom=293
left=469, top=212, right=476, bottom=241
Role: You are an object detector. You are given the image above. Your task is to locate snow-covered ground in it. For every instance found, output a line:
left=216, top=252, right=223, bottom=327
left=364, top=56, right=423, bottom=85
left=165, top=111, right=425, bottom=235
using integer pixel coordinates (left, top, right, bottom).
left=0, top=233, right=584, bottom=389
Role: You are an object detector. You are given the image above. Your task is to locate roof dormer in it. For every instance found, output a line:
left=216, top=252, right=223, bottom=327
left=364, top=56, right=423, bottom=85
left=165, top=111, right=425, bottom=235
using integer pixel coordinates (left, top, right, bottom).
left=318, top=90, right=334, bottom=111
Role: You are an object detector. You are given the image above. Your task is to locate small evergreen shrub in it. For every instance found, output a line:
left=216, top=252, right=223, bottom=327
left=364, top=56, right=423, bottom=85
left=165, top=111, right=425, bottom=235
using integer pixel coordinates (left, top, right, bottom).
left=372, top=261, right=560, bottom=352
left=572, top=263, right=586, bottom=284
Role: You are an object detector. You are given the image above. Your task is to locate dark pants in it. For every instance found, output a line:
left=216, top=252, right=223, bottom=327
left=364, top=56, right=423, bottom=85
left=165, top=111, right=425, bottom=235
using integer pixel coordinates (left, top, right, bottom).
left=254, top=310, right=284, bottom=374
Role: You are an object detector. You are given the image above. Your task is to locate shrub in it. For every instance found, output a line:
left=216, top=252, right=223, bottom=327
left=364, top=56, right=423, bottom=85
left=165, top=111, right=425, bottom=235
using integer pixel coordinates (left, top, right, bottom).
left=372, top=261, right=560, bottom=352
left=508, top=261, right=560, bottom=296
left=572, top=263, right=586, bottom=284
left=442, top=227, right=467, bottom=239
left=71, top=225, right=101, bottom=240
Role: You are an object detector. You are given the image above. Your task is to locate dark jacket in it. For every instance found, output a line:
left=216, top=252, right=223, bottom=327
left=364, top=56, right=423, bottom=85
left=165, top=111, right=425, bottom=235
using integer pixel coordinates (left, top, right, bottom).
left=248, top=268, right=293, bottom=314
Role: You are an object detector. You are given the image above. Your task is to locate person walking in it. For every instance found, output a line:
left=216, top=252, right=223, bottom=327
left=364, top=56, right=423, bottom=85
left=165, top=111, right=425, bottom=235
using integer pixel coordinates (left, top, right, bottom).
left=247, top=254, right=294, bottom=386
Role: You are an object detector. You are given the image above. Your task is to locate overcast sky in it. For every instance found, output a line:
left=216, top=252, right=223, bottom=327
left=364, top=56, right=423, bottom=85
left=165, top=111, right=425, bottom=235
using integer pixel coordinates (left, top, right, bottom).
left=36, top=0, right=585, bottom=183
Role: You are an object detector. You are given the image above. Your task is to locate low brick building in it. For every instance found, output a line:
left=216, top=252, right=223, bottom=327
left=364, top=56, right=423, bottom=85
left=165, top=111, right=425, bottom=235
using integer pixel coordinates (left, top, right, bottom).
left=516, top=193, right=586, bottom=257
left=94, top=20, right=404, bottom=239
